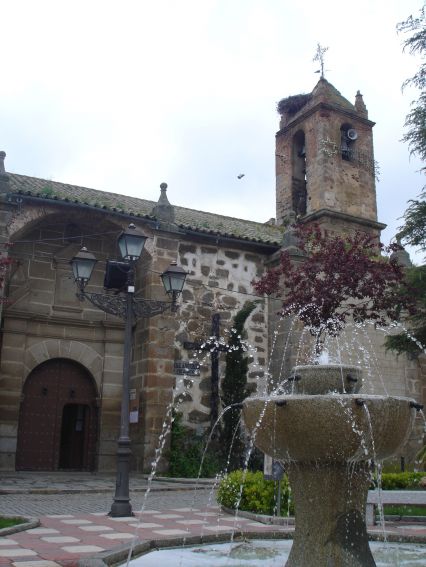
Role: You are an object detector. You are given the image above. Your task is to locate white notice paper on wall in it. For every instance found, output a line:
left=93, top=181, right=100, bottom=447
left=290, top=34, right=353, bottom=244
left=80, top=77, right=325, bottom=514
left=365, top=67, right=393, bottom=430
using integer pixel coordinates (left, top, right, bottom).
left=129, top=410, right=139, bottom=423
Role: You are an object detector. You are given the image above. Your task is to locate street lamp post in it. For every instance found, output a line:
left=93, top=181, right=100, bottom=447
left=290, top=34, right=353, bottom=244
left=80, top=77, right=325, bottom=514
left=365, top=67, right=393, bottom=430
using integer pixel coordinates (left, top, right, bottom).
left=70, top=223, right=187, bottom=517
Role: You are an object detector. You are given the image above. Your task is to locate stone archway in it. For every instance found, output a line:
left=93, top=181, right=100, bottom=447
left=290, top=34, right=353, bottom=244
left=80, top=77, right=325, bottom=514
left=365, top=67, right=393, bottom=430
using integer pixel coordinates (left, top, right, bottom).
left=16, top=358, right=98, bottom=471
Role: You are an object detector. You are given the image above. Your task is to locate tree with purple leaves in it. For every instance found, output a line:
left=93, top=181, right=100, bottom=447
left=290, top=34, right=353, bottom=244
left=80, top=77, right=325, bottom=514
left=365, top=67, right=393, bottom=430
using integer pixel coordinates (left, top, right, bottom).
left=253, top=224, right=416, bottom=358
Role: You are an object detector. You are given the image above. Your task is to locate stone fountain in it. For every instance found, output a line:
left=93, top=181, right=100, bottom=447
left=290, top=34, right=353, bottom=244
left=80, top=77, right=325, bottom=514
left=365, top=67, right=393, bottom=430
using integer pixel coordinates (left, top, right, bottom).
left=243, top=364, right=419, bottom=567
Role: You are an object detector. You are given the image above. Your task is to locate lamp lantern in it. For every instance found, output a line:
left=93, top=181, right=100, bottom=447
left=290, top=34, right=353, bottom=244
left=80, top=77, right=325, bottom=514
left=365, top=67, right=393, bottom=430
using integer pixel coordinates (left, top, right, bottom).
left=117, top=223, right=147, bottom=261
left=161, top=261, right=188, bottom=297
left=70, top=247, right=97, bottom=288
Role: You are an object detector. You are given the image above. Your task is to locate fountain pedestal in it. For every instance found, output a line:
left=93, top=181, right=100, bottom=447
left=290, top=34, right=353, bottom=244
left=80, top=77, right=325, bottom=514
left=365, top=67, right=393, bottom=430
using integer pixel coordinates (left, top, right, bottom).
left=287, top=462, right=374, bottom=567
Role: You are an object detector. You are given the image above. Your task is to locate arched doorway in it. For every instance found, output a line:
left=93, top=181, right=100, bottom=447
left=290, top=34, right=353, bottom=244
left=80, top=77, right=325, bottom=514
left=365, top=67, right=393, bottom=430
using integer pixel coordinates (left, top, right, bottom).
left=16, top=359, right=98, bottom=471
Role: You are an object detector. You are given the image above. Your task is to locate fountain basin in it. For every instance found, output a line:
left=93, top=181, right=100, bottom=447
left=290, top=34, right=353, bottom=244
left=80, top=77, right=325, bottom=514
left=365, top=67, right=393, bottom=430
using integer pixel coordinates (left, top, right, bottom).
left=243, top=394, right=416, bottom=463
left=286, top=364, right=363, bottom=394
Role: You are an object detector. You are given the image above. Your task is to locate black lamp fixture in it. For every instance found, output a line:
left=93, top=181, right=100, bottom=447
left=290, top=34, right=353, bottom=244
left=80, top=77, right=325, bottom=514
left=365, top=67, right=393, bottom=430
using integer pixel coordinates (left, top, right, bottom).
left=70, top=247, right=97, bottom=291
left=161, top=261, right=187, bottom=310
left=70, top=223, right=187, bottom=517
left=117, top=223, right=147, bottom=262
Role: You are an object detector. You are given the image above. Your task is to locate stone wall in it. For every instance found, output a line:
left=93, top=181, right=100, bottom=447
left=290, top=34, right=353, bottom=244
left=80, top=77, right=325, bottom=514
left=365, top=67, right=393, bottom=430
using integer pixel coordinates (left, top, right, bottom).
left=172, top=241, right=267, bottom=431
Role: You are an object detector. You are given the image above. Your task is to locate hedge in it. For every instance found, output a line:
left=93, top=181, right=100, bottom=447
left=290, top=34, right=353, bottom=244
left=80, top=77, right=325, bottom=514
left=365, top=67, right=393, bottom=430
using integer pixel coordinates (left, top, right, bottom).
left=217, top=469, right=294, bottom=516
left=378, top=472, right=424, bottom=490
left=217, top=470, right=424, bottom=518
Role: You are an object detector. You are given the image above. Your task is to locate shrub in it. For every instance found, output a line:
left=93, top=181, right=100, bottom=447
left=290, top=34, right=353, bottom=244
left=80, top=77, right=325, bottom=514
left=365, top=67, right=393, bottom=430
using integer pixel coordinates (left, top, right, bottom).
left=383, top=505, right=426, bottom=516
left=217, top=469, right=294, bottom=516
left=220, top=301, right=257, bottom=470
left=167, top=412, right=221, bottom=478
left=379, top=472, right=424, bottom=490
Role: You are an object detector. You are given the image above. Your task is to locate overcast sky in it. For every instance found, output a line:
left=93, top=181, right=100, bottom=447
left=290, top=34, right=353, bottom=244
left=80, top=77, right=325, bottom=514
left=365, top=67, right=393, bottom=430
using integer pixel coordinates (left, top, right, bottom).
left=1, top=0, right=424, bottom=261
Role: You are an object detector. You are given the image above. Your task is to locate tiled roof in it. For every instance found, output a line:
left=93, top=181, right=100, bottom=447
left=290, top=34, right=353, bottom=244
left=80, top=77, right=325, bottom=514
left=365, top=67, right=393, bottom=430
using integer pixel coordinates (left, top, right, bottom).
left=7, top=173, right=284, bottom=246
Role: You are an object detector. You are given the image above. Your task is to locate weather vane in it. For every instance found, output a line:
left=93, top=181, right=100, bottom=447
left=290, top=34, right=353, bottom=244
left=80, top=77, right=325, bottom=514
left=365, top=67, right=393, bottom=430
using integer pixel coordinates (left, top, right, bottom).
left=313, top=43, right=329, bottom=79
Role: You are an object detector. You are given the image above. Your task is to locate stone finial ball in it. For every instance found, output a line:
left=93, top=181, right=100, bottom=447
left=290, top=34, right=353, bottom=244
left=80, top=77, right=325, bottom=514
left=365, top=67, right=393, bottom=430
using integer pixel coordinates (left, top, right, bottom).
left=0, top=151, right=6, bottom=159
left=160, top=182, right=168, bottom=190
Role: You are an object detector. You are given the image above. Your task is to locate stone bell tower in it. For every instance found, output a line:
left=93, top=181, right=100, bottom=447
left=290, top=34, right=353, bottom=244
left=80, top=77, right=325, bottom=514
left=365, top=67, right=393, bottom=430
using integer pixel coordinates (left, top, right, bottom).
left=275, top=78, right=385, bottom=236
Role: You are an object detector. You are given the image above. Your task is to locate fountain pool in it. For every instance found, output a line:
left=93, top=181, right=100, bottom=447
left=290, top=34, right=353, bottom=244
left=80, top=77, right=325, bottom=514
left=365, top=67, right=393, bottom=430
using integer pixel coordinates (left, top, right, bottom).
left=125, top=539, right=426, bottom=566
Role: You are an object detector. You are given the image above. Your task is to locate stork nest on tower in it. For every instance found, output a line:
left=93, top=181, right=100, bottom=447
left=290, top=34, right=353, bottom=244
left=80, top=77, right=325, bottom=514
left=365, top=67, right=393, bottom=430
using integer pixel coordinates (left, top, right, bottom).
left=277, top=93, right=311, bottom=116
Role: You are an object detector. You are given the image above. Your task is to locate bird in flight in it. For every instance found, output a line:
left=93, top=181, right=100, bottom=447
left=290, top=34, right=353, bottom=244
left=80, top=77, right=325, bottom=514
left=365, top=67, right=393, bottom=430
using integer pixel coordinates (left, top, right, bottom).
left=237, top=174, right=245, bottom=179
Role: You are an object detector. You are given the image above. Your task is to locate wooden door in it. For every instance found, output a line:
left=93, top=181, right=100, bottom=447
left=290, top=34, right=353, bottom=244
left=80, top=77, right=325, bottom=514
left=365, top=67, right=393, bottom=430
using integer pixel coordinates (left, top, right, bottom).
left=16, top=359, right=98, bottom=471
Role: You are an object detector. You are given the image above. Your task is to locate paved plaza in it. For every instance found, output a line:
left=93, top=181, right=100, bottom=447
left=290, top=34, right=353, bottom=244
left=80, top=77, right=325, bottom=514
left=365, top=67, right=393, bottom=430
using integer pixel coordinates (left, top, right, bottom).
left=0, top=472, right=215, bottom=516
left=1, top=473, right=425, bottom=566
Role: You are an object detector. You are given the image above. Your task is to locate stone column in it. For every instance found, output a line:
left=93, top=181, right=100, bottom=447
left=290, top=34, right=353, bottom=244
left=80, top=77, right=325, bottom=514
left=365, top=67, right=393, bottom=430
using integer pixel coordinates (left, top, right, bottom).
left=132, top=232, right=180, bottom=473
left=287, top=462, right=375, bottom=567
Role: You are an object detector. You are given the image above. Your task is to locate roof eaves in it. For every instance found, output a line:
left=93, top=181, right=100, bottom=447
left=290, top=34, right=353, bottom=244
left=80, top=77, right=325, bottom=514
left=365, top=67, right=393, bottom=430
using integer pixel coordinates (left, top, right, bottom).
left=176, top=223, right=282, bottom=246
left=12, top=190, right=157, bottom=223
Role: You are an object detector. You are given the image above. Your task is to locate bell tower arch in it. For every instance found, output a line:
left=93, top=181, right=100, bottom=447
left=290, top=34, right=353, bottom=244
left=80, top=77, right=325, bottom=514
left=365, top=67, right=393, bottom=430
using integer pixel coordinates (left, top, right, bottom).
left=275, top=78, right=385, bottom=236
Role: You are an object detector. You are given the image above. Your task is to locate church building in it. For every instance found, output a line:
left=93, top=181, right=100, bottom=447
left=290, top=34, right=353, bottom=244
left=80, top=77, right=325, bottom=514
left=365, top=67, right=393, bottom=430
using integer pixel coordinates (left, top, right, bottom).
left=0, top=78, right=423, bottom=473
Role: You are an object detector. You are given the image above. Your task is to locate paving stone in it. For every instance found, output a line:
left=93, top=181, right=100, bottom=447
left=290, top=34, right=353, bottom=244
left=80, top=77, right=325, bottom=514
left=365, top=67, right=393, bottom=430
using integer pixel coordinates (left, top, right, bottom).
left=176, top=519, right=207, bottom=525
left=137, top=509, right=160, bottom=514
left=99, top=533, right=134, bottom=540
left=129, top=523, right=162, bottom=528
left=152, top=514, right=183, bottom=519
left=0, top=539, right=18, bottom=546
left=61, top=545, right=104, bottom=553
left=12, top=562, right=61, bottom=567
left=25, top=529, right=59, bottom=535
left=60, top=519, right=92, bottom=525
left=171, top=508, right=200, bottom=512
left=152, top=529, right=188, bottom=536
left=399, top=525, right=426, bottom=531
left=202, top=525, right=233, bottom=532
left=41, top=536, right=81, bottom=543
left=0, top=550, right=38, bottom=558
left=78, top=525, right=113, bottom=532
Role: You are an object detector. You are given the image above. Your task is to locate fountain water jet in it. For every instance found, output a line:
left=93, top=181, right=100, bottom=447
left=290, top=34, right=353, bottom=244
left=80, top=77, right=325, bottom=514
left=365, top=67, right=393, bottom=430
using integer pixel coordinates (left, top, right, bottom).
left=242, top=364, right=419, bottom=567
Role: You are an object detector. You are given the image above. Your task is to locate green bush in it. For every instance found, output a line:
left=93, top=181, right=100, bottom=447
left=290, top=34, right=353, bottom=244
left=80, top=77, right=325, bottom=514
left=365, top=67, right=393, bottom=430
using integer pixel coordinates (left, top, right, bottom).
left=217, top=469, right=294, bottom=516
left=383, top=505, right=426, bottom=516
left=167, top=412, right=221, bottom=478
left=379, top=472, right=424, bottom=490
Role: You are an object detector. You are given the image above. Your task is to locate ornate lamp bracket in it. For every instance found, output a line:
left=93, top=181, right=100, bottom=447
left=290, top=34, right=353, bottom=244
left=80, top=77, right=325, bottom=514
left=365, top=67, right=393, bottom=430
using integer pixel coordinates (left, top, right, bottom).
left=76, top=291, right=176, bottom=321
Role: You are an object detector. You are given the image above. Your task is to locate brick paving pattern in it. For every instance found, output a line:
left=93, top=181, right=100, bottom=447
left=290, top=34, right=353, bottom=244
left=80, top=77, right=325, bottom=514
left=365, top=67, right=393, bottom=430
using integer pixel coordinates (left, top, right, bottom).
left=0, top=506, right=290, bottom=566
